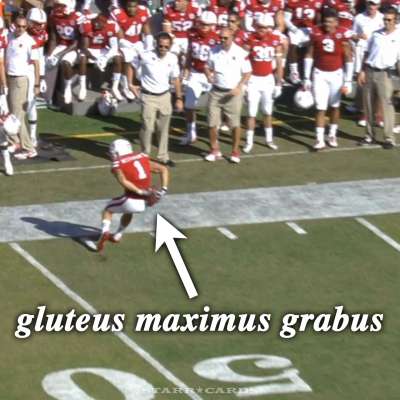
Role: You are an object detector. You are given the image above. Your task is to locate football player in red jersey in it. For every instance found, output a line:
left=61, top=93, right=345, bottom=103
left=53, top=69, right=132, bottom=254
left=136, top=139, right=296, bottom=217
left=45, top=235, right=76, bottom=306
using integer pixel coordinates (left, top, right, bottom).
left=47, top=0, right=86, bottom=104
left=244, top=0, right=285, bottom=32
left=243, top=14, right=283, bottom=153
left=27, top=8, right=48, bottom=147
left=207, top=0, right=246, bottom=29
left=111, top=0, right=152, bottom=100
left=180, top=11, right=219, bottom=145
left=303, top=7, right=353, bottom=150
left=163, top=0, right=201, bottom=64
left=80, top=13, right=124, bottom=101
left=285, top=0, right=322, bottom=84
left=97, top=139, right=169, bottom=252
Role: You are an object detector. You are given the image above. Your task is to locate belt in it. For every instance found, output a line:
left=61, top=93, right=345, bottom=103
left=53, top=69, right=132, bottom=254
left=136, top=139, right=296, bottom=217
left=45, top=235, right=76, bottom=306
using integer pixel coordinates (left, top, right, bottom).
left=212, top=85, right=232, bottom=93
left=7, top=75, right=26, bottom=78
left=367, top=65, right=391, bottom=72
left=141, top=88, right=169, bottom=96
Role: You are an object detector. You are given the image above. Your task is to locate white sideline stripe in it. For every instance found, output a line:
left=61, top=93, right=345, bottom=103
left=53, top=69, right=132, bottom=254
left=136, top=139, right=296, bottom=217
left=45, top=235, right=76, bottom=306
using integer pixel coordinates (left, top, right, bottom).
left=9, top=242, right=203, bottom=400
left=356, top=218, right=400, bottom=253
left=286, top=222, right=307, bottom=235
left=10, top=144, right=383, bottom=176
left=217, top=227, right=238, bottom=240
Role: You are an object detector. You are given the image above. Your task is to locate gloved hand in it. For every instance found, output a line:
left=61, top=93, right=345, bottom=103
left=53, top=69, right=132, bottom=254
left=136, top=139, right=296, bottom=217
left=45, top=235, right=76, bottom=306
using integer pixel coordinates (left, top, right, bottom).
left=40, top=79, right=47, bottom=94
left=302, top=79, right=312, bottom=91
left=46, top=55, right=59, bottom=68
left=273, top=85, right=282, bottom=99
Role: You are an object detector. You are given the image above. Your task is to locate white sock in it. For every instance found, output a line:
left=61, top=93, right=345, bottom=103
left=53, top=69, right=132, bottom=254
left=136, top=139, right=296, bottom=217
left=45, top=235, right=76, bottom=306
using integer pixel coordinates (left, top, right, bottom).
left=1, top=149, right=10, bottom=164
left=329, top=124, right=338, bottom=137
left=112, top=72, right=121, bottom=82
left=282, top=58, right=287, bottom=68
left=289, top=63, right=298, bottom=75
left=65, top=79, right=72, bottom=89
left=264, top=127, right=273, bottom=143
left=79, top=75, right=86, bottom=85
left=29, top=122, right=37, bottom=140
left=316, top=127, right=325, bottom=142
left=121, top=75, right=128, bottom=89
left=101, top=219, right=111, bottom=234
left=246, top=129, right=254, bottom=144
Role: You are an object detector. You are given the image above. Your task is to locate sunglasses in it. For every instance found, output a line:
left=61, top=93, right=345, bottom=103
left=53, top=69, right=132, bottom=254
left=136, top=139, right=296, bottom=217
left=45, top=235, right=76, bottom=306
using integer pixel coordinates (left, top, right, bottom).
left=220, top=36, right=230, bottom=40
left=383, top=18, right=395, bottom=21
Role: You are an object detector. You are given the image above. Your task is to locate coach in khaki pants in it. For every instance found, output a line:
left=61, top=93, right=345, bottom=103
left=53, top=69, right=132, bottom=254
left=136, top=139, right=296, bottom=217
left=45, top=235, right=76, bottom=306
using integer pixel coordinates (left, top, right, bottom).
left=357, top=7, right=400, bottom=149
left=131, top=32, right=183, bottom=167
left=6, top=16, right=40, bottom=159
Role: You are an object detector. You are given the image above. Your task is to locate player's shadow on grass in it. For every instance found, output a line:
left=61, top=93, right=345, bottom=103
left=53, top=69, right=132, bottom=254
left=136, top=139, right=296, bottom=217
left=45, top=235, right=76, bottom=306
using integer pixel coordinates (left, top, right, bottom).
left=21, top=217, right=99, bottom=250
left=40, top=133, right=110, bottom=160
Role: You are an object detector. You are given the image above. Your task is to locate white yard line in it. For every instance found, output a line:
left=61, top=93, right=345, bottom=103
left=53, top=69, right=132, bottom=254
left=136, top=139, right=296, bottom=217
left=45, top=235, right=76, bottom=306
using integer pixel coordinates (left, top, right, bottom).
left=356, top=218, right=400, bottom=253
left=9, top=242, right=203, bottom=400
left=286, top=222, right=307, bottom=235
left=217, top=227, right=238, bottom=240
left=9, top=144, right=383, bottom=176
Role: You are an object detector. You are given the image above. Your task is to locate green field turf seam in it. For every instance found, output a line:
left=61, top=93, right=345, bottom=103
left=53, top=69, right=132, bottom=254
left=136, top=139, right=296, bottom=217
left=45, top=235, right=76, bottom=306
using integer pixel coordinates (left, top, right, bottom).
left=8, top=242, right=204, bottom=400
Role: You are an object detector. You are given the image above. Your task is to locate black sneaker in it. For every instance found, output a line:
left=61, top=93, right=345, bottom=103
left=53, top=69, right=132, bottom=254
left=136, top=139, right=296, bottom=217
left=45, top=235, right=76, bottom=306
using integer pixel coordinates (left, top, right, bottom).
left=382, top=141, right=395, bottom=150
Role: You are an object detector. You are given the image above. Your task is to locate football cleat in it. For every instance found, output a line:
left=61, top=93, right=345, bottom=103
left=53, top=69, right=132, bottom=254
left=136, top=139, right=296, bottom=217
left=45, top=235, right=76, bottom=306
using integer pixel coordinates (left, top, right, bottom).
left=14, top=150, right=38, bottom=160
left=97, top=231, right=110, bottom=252
left=110, top=232, right=122, bottom=243
left=357, top=118, right=367, bottom=127
left=229, top=151, right=241, bottom=164
left=313, top=140, right=326, bottom=150
left=122, top=87, right=135, bottom=101
left=327, top=135, right=338, bottom=148
left=266, top=141, right=278, bottom=150
left=204, top=150, right=222, bottom=162
left=111, top=84, right=123, bottom=102
left=243, top=142, right=253, bottom=153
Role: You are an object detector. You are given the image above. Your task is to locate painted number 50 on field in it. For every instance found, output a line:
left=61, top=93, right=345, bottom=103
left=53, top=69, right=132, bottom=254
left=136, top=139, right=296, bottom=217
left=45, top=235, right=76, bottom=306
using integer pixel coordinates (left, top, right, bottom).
left=42, top=354, right=312, bottom=399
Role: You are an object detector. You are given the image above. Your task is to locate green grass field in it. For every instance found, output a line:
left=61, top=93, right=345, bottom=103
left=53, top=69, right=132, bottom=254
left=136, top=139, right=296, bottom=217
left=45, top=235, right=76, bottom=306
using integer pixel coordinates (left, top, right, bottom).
left=1, top=102, right=400, bottom=399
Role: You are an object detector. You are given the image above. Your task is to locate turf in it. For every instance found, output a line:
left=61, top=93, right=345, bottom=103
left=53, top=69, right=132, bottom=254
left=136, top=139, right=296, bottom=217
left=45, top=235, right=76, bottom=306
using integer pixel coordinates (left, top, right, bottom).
left=2, top=218, right=398, bottom=399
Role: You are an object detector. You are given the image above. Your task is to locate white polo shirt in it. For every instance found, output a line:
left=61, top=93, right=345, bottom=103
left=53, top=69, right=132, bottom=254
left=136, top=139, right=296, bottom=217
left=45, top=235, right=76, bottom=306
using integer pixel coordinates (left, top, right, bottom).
left=6, top=31, right=38, bottom=76
left=366, top=27, right=400, bottom=69
left=208, top=42, right=252, bottom=90
left=353, top=11, right=384, bottom=48
left=133, top=50, right=180, bottom=94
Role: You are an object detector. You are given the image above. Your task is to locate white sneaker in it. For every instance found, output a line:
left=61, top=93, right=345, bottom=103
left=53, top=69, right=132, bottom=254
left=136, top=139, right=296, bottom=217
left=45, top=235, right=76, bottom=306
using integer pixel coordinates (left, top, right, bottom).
left=14, top=150, right=38, bottom=160
left=393, top=125, right=400, bottom=134
left=111, top=85, right=123, bottom=101
left=64, top=86, right=72, bottom=104
left=122, top=87, right=135, bottom=101
left=289, top=71, right=301, bottom=85
left=219, top=124, right=230, bottom=133
left=243, top=142, right=253, bottom=153
left=357, top=119, right=367, bottom=127
left=204, top=150, right=222, bottom=162
left=4, top=159, right=13, bottom=176
left=110, top=232, right=122, bottom=243
left=78, top=85, right=87, bottom=101
left=313, top=140, right=326, bottom=150
left=266, top=141, right=278, bottom=150
left=328, top=135, right=338, bottom=148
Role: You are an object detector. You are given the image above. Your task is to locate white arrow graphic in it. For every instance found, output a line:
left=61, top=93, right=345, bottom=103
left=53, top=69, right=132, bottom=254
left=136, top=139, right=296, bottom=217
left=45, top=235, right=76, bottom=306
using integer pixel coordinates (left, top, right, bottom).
left=155, top=214, right=198, bottom=299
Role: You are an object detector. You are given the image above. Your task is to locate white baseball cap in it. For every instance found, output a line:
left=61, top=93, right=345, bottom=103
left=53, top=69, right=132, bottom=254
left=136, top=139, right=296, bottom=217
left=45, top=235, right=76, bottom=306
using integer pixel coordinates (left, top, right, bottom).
left=367, top=0, right=380, bottom=5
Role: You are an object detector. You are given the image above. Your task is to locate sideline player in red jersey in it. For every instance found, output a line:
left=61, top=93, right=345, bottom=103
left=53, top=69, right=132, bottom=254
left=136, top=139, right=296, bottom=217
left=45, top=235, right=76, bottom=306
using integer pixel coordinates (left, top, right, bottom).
left=47, top=0, right=86, bottom=104
left=163, top=0, right=201, bottom=69
left=27, top=8, right=48, bottom=147
left=181, top=11, right=219, bottom=145
left=111, top=0, right=152, bottom=100
left=97, top=139, right=169, bottom=252
left=243, top=14, right=283, bottom=153
left=303, top=8, right=353, bottom=150
left=80, top=13, right=123, bottom=101
left=285, top=0, right=322, bottom=84
left=207, top=0, right=245, bottom=29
